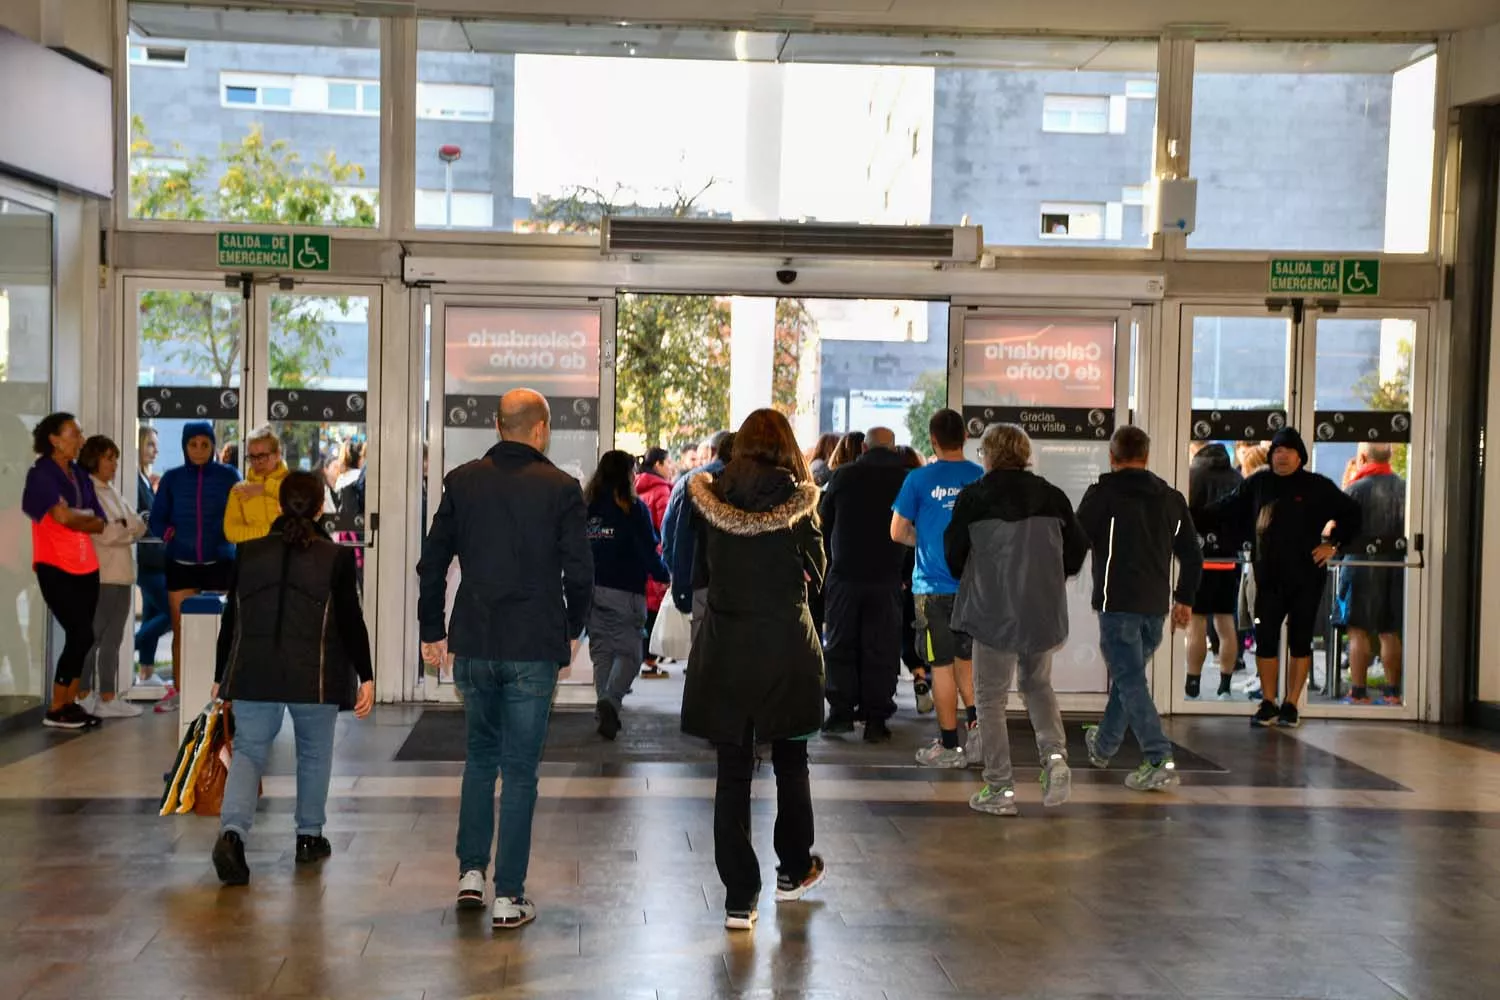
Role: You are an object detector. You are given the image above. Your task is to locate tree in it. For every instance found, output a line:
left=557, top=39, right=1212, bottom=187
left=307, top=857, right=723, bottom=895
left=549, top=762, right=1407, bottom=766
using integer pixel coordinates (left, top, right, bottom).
left=131, top=119, right=370, bottom=456
left=904, top=370, right=948, bottom=458
left=773, top=299, right=816, bottom=419
left=1354, top=337, right=1413, bottom=478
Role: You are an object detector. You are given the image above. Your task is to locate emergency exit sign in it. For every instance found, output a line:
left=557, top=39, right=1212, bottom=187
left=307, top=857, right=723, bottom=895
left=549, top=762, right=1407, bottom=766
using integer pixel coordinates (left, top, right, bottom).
left=1269, top=258, right=1380, bottom=297
left=216, top=232, right=331, bottom=272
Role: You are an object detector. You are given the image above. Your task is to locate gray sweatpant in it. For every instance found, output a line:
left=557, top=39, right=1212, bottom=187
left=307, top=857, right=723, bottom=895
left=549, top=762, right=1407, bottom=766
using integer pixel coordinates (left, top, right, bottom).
left=589, top=586, right=647, bottom=712
left=972, top=641, right=1068, bottom=787
left=83, top=584, right=133, bottom=695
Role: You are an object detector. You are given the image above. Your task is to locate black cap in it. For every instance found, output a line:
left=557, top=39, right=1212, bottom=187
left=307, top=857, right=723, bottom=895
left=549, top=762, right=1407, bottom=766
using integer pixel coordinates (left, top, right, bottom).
left=1268, top=427, right=1308, bottom=468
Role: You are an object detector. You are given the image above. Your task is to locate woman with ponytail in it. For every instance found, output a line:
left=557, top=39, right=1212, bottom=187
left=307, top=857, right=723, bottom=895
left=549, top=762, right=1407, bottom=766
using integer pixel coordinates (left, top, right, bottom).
left=208, top=471, right=374, bottom=886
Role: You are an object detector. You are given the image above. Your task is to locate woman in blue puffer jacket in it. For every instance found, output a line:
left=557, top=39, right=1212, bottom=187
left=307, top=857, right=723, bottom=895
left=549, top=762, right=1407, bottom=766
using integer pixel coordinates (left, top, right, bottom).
left=150, top=421, right=240, bottom=686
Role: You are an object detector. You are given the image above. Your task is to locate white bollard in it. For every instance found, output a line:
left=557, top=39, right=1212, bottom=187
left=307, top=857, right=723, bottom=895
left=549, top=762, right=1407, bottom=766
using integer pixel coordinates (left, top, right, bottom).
left=178, top=594, right=224, bottom=742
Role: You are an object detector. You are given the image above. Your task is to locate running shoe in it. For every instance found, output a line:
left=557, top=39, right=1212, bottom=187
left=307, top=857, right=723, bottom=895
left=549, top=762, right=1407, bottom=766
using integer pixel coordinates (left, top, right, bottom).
left=969, top=783, right=1018, bottom=816
left=913, top=678, right=934, bottom=715
left=1040, top=752, right=1072, bottom=808
left=42, top=704, right=89, bottom=730
left=1082, top=725, right=1110, bottom=769
left=1125, top=758, right=1180, bottom=792
left=775, top=854, right=826, bottom=902
left=1277, top=702, right=1301, bottom=729
left=724, top=908, right=758, bottom=931
left=1184, top=675, right=1201, bottom=699
left=93, top=698, right=143, bottom=718
left=492, top=896, right=537, bottom=930
left=1216, top=673, right=1234, bottom=699
left=914, top=739, right=966, bottom=768
left=456, top=870, right=486, bottom=910
left=1251, top=699, right=1280, bottom=727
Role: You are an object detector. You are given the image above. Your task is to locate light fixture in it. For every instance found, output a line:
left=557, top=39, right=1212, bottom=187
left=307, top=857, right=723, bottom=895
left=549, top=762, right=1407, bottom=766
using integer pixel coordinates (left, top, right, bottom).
left=734, top=30, right=749, bottom=62
left=921, top=49, right=955, bottom=59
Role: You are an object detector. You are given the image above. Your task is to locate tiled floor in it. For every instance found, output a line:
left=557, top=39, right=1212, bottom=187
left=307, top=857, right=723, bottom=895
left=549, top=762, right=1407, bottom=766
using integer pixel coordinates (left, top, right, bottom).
left=2, top=677, right=1500, bottom=1000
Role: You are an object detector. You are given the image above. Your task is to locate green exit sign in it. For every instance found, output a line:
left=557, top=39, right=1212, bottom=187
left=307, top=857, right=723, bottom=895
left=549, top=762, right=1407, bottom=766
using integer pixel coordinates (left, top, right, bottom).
left=217, top=232, right=331, bottom=272
left=1269, top=258, right=1380, bottom=297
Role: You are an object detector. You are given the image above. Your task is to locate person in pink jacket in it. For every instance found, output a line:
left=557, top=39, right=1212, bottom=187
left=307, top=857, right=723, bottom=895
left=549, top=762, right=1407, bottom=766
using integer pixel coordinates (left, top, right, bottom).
left=634, top=448, right=675, bottom=678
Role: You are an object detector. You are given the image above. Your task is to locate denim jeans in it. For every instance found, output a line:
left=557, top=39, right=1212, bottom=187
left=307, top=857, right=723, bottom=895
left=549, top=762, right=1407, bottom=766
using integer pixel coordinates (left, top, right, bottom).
left=134, top=570, right=170, bottom=667
left=1095, top=612, right=1172, bottom=764
left=453, top=657, right=558, bottom=898
left=220, top=701, right=339, bottom=839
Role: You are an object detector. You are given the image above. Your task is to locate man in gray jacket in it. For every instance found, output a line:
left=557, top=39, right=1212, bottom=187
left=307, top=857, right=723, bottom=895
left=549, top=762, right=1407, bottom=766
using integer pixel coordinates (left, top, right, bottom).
left=945, top=424, right=1089, bottom=816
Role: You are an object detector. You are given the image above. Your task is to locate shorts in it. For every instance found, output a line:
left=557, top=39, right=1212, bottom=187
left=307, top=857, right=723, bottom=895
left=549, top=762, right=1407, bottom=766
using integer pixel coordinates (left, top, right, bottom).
left=913, top=593, right=973, bottom=668
left=1192, top=566, right=1241, bottom=616
left=165, top=559, right=234, bottom=594
left=1252, top=574, right=1325, bottom=659
left=1342, top=564, right=1404, bottom=635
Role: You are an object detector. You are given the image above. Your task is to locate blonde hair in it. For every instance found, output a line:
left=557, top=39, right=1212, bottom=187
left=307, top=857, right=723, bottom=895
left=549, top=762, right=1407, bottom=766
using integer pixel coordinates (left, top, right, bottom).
left=979, top=423, right=1032, bottom=471
left=1241, top=444, right=1270, bottom=475
left=246, top=425, right=281, bottom=454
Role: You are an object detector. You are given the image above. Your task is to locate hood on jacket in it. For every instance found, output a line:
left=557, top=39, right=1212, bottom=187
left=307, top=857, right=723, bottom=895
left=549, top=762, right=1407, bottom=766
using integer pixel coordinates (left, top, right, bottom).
left=1269, top=427, right=1309, bottom=468
left=690, top=464, right=818, bottom=536
left=182, top=420, right=216, bottom=450
left=1191, top=443, right=1234, bottom=472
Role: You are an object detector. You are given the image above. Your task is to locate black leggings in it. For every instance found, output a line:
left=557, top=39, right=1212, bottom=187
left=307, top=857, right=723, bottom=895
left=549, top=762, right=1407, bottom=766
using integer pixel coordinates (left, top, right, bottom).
left=34, top=564, right=99, bottom=687
left=714, top=722, right=814, bottom=912
left=1253, top=574, right=1324, bottom=659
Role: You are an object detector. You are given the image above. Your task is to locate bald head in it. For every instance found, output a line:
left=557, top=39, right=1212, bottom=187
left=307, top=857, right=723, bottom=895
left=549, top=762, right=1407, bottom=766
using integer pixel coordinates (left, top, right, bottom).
left=866, top=426, right=896, bottom=450
left=498, top=389, right=551, bottom=450
left=1358, top=442, right=1393, bottom=465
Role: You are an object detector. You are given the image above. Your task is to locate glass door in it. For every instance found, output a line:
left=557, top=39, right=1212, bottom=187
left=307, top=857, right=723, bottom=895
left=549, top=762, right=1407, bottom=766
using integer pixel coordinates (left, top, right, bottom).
left=417, top=294, right=614, bottom=701
left=953, top=305, right=1135, bottom=702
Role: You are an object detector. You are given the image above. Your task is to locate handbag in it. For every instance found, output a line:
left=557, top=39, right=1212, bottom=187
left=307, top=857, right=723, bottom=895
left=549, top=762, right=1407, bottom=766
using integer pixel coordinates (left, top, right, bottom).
left=650, top=602, right=693, bottom=661
left=191, top=702, right=236, bottom=817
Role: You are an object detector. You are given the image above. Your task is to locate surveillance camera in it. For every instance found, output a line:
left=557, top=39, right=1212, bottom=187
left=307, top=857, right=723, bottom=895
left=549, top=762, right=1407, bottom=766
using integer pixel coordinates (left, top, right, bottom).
left=775, top=268, right=797, bottom=285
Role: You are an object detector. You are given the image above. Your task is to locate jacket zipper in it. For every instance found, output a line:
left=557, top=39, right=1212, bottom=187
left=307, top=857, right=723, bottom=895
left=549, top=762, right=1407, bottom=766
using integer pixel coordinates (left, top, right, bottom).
left=195, top=465, right=204, bottom=562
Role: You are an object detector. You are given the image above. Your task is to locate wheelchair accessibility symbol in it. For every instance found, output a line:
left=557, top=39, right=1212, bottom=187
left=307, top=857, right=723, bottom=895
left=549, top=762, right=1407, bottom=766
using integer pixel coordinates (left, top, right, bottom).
left=291, top=234, right=331, bottom=272
left=1338, top=259, right=1379, bottom=297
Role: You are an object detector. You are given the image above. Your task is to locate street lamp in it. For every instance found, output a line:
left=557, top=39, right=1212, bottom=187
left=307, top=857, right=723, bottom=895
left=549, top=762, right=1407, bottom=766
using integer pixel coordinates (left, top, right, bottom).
left=437, top=144, right=462, bottom=228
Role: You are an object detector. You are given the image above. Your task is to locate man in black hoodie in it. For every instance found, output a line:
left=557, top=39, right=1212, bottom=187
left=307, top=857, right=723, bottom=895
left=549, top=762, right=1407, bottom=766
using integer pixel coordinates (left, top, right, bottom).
left=819, top=426, right=912, bottom=741
left=1196, top=427, right=1361, bottom=728
left=1076, top=427, right=1203, bottom=791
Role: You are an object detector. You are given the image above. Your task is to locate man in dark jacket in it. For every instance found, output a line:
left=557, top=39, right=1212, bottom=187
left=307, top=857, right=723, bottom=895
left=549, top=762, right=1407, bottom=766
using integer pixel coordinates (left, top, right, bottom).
left=818, top=426, right=912, bottom=741
left=1186, top=440, right=1243, bottom=699
left=661, top=429, right=734, bottom=627
left=1196, top=427, right=1361, bottom=729
left=945, top=424, right=1088, bottom=816
left=1076, top=427, right=1203, bottom=792
left=417, top=388, right=593, bottom=931
left=1342, top=443, right=1406, bottom=704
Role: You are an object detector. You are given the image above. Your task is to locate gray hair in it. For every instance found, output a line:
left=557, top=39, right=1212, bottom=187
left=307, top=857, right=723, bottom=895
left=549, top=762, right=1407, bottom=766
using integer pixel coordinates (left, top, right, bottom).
left=245, top=425, right=280, bottom=453
left=979, top=423, right=1032, bottom=471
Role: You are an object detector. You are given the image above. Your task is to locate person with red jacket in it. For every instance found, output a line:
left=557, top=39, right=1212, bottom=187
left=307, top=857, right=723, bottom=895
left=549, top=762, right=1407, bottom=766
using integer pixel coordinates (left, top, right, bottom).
left=634, top=447, right=675, bottom=678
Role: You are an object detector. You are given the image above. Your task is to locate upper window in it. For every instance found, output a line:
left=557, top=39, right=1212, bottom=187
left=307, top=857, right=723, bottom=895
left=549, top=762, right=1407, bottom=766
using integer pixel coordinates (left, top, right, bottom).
left=127, top=3, right=380, bottom=228
left=129, top=43, right=187, bottom=66
left=413, top=21, right=1156, bottom=245
left=1042, top=95, right=1110, bottom=134
left=1190, top=42, right=1437, bottom=253
left=1040, top=202, right=1107, bottom=240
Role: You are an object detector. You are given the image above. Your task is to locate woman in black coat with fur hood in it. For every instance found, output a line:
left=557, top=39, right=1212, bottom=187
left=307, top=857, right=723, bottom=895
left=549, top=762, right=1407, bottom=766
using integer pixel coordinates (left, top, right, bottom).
left=684, top=408, right=828, bottom=932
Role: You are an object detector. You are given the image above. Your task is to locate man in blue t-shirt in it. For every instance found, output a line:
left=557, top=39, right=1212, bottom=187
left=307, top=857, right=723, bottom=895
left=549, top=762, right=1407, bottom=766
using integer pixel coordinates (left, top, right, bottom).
left=891, top=409, right=985, bottom=769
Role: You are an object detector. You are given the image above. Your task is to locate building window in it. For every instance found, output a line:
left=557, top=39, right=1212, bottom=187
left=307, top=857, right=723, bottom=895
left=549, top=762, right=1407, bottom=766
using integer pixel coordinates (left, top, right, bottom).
left=416, top=189, right=495, bottom=228
left=129, top=44, right=188, bottom=67
left=416, top=82, right=494, bottom=122
left=220, top=73, right=294, bottom=109
left=1124, top=79, right=1157, bottom=100
left=1039, top=202, right=1105, bottom=239
left=327, top=80, right=380, bottom=115
left=1041, top=95, right=1110, bottom=134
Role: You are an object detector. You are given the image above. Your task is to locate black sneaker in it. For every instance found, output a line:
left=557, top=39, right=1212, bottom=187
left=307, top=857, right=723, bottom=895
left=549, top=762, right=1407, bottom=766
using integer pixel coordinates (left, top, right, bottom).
left=295, top=835, right=332, bottom=864
left=822, top=712, right=855, bottom=735
left=1217, top=673, right=1234, bottom=699
left=1251, top=699, right=1280, bottom=728
left=775, top=854, right=826, bottom=902
left=863, top=718, right=893, bottom=743
left=1184, top=674, right=1201, bottom=699
left=43, top=705, right=88, bottom=730
left=596, top=699, right=621, bottom=741
left=1277, top=701, right=1301, bottom=729
left=212, top=831, right=250, bottom=886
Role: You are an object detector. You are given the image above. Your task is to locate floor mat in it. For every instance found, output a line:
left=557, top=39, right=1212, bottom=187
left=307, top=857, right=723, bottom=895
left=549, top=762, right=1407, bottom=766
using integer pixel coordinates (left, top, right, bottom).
left=394, top=705, right=1225, bottom=772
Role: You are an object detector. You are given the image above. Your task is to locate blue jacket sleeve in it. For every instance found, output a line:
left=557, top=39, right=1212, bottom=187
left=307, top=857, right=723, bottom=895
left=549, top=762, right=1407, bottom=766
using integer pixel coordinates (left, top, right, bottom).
left=665, top=479, right=697, bottom=613
left=149, top=470, right=174, bottom=540
left=634, top=500, right=671, bottom=585
left=661, top=479, right=685, bottom=568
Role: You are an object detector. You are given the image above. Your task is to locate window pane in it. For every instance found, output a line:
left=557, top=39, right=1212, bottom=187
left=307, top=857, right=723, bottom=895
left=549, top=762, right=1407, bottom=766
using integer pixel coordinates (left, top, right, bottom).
left=1190, top=42, right=1436, bottom=252
left=415, top=21, right=1155, bottom=245
left=327, top=82, right=357, bottom=111
left=362, top=83, right=380, bottom=111
left=127, top=2, right=381, bottom=227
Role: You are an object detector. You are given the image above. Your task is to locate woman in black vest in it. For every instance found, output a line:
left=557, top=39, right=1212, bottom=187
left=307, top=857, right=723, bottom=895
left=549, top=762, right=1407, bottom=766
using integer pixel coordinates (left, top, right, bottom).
left=209, top=471, right=374, bottom=886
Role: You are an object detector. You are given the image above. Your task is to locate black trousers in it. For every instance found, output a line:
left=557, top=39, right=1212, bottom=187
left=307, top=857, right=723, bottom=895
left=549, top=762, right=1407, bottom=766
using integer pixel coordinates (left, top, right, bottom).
left=35, top=564, right=99, bottom=687
left=823, top=576, right=902, bottom=722
left=714, top=722, right=813, bottom=912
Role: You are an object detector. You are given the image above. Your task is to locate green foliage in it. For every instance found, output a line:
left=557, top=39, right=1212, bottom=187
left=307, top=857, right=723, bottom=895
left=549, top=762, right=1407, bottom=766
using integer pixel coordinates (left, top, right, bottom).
left=1353, top=338, right=1413, bottom=478
left=904, top=370, right=948, bottom=458
left=773, top=299, right=815, bottom=419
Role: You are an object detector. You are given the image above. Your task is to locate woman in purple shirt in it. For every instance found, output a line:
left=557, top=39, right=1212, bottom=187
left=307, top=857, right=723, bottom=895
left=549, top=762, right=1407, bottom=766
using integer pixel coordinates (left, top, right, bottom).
left=23, top=413, right=110, bottom=730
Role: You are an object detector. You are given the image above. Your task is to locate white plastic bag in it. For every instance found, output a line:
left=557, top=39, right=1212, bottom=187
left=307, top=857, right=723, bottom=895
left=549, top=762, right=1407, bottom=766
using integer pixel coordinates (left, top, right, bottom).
left=650, top=603, right=693, bottom=662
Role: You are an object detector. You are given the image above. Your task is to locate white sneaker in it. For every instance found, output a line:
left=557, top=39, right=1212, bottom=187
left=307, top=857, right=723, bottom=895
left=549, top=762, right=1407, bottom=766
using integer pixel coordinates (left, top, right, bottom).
left=456, top=870, right=486, bottom=910
left=93, top=698, right=143, bottom=718
left=76, top=693, right=101, bottom=716
left=724, top=908, right=758, bottom=930
left=914, top=739, right=965, bottom=768
left=1040, top=752, right=1072, bottom=808
left=492, top=895, right=536, bottom=930
left=135, top=672, right=166, bottom=687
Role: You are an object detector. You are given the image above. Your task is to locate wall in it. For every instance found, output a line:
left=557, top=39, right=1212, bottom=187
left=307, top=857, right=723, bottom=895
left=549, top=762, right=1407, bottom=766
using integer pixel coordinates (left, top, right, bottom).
left=0, top=0, right=113, bottom=66
left=1450, top=22, right=1500, bottom=106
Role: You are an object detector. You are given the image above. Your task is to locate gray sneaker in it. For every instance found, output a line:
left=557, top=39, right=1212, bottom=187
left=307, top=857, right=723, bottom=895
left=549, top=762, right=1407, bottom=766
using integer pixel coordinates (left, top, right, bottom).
left=962, top=723, right=984, bottom=769
left=1040, top=752, right=1072, bottom=807
left=914, top=739, right=966, bottom=769
left=1125, top=758, right=1180, bottom=792
left=969, top=783, right=1018, bottom=816
left=1082, top=725, right=1110, bottom=769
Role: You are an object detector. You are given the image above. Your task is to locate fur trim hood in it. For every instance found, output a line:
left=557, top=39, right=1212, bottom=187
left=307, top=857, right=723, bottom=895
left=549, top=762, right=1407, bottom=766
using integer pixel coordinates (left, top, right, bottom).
left=689, top=470, right=819, bottom=537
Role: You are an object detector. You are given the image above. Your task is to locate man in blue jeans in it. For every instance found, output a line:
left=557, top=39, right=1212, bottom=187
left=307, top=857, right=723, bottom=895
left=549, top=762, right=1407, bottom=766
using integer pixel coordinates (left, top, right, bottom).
left=417, top=389, right=593, bottom=930
left=1075, top=426, right=1203, bottom=791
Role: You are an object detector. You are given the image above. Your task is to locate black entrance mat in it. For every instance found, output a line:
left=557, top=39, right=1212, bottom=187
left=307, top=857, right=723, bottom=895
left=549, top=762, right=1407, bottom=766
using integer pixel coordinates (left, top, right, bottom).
left=394, top=705, right=1224, bottom=773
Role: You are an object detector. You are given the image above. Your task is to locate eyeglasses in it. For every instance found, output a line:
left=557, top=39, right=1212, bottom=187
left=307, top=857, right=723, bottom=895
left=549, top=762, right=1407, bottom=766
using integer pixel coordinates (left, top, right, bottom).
left=247, top=451, right=276, bottom=462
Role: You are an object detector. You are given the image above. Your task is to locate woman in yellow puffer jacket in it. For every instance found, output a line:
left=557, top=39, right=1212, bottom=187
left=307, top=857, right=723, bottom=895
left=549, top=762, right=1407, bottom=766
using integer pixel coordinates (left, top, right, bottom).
left=224, top=426, right=290, bottom=544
